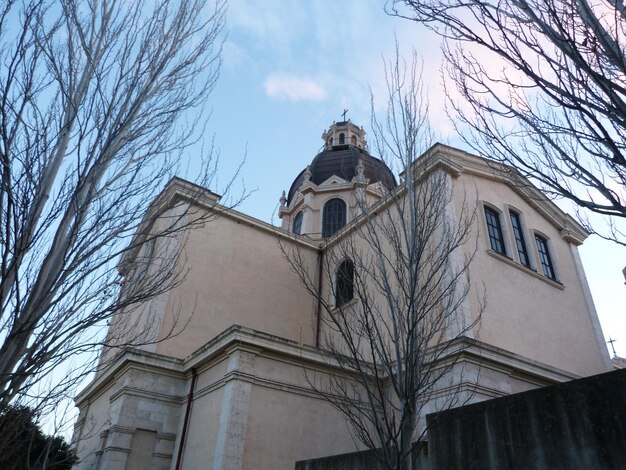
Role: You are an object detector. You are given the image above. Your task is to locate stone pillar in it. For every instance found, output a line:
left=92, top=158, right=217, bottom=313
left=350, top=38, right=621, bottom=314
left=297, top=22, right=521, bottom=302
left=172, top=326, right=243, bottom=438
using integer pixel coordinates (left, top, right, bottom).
left=568, top=243, right=613, bottom=371
left=212, top=348, right=257, bottom=470
left=98, top=426, right=133, bottom=470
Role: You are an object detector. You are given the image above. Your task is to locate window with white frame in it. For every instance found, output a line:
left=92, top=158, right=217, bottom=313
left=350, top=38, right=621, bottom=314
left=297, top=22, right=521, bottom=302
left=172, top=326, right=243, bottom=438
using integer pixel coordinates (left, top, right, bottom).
left=535, top=234, right=556, bottom=280
left=484, top=206, right=506, bottom=255
left=509, top=210, right=530, bottom=267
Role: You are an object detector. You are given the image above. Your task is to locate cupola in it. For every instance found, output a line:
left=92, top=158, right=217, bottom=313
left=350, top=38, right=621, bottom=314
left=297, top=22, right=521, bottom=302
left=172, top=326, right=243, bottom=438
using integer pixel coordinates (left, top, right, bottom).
left=287, top=122, right=396, bottom=205
left=279, top=119, right=397, bottom=239
left=322, top=120, right=367, bottom=150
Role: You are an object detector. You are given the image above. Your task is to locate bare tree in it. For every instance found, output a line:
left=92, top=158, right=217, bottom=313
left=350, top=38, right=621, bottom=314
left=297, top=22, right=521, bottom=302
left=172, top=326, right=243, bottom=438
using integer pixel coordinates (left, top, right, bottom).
left=0, top=0, right=230, bottom=416
left=389, top=0, right=626, bottom=243
left=283, top=53, right=482, bottom=470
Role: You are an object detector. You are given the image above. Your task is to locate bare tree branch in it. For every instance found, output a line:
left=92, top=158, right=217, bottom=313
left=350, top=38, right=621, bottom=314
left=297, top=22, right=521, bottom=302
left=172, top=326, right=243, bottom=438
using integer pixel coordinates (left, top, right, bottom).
left=0, top=0, right=235, bottom=420
left=282, top=51, right=483, bottom=470
left=389, top=0, right=626, bottom=243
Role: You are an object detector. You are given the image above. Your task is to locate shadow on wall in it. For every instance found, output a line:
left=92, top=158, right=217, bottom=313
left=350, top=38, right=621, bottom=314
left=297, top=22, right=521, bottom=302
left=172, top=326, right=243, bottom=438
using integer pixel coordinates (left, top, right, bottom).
left=294, top=442, right=429, bottom=470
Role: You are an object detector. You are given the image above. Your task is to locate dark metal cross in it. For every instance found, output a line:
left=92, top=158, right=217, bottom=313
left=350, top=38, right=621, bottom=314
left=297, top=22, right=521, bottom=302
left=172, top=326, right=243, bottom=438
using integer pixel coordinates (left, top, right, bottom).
left=608, top=337, right=617, bottom=357
left=341, top=109, right=348, bottom=121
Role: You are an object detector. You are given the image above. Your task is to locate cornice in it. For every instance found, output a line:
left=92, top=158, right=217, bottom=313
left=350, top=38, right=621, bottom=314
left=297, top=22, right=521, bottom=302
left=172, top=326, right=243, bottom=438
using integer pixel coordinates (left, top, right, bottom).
left=182, top=325, right=340, bottom=371
left=78, top=327, right=579, bottom=409
left=74, top=348, right=185, bottom=405
left=424, top=144, right=589, bottom=245
left=121, top=178, right=320, bottom=271
left=432, top=336, right=579, bottom=384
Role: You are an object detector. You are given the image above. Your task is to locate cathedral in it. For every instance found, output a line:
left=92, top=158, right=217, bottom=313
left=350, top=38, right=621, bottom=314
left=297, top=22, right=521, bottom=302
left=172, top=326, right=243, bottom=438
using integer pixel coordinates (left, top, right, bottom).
left=72, top=121, right=611, bottom=469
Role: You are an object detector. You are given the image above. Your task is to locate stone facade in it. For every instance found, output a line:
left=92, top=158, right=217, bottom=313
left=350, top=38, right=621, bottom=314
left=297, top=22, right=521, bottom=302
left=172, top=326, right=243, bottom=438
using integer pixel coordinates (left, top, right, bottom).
left=72, top=123, right=611, bottom=470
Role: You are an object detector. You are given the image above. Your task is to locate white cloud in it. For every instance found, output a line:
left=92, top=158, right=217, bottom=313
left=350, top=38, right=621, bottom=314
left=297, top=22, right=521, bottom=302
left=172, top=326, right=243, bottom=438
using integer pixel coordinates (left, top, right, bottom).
left=264, top=74, right=327, bottom=102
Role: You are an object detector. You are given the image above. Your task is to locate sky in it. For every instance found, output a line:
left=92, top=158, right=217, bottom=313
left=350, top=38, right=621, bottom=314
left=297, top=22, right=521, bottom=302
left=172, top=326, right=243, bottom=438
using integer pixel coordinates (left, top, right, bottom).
left=196, top=0, right=626, bottom=357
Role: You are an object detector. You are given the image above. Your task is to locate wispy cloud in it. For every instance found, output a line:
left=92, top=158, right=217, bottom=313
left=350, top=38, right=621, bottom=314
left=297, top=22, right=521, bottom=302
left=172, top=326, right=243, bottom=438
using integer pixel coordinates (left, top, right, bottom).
left=227, top=1, right=447, bottom=124
left=264, top=74, right=327, bottom=102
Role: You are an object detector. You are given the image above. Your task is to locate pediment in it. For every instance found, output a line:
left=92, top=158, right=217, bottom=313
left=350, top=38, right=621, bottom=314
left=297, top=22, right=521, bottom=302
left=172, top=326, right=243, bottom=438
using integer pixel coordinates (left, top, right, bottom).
left=424, top=143, right=589, bottom=245
left=318, top=175, right=349, bottom=187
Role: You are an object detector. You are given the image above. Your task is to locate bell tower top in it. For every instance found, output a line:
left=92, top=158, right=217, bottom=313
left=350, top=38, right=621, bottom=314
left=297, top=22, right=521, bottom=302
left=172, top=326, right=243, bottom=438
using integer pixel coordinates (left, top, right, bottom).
left=322, top=120, right=367, bottom=150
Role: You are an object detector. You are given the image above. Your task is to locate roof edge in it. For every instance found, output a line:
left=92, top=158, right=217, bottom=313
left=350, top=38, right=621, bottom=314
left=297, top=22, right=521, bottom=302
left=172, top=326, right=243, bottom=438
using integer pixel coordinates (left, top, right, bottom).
left=426, top=143, right=590, bottom=245
left=119, top=177, right=320, bottom=273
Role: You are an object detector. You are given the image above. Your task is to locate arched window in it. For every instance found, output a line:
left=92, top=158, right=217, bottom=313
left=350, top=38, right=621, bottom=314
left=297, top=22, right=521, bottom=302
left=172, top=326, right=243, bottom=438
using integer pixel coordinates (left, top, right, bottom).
left=329, top=137, right=334, bottom=145
left=292, top=211, right=303, bottom=235
left=351, top=135, right=357, bottom=145
left=335, top=260, right=354, bottom=307
left=322, top=198, right=346, bottom=237
left=339, top=133, right=345, bottom=144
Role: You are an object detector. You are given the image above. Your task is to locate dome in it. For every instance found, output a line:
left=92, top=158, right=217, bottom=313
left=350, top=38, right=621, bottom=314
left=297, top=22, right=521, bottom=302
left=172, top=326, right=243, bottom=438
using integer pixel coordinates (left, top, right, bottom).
left=287, top=121, right=397, bottom=205
left=287, top=146, right=396, bottom=204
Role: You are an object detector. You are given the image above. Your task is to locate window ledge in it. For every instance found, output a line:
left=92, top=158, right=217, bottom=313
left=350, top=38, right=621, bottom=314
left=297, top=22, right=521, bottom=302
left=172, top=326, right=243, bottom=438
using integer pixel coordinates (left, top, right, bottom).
left=331, top=298, right=358, bottom=314
left=486, top=250, right=564, bottom=290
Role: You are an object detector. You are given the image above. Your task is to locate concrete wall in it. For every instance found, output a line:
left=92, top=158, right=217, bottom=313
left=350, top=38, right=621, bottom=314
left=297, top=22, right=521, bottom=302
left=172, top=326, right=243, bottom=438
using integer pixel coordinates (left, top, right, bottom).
left=295, top=448, right=386, bottom=470
left=427, top=368, right=626, bottom=469
left=296, top=369, right=626, bottom=470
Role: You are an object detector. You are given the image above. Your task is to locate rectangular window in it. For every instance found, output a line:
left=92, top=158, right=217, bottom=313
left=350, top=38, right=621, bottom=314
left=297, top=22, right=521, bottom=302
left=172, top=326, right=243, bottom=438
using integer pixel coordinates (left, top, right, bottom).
left=484, top=207, right=506, bottom=255
left=535, top=235, right=556, bottom=280
left=509, top=211, right=530, bottom=267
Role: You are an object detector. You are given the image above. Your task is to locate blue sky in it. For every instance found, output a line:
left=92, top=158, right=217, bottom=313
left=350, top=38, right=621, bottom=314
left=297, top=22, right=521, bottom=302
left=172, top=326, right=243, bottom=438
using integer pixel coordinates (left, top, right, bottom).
left=196, top=0, right=626, bottom=357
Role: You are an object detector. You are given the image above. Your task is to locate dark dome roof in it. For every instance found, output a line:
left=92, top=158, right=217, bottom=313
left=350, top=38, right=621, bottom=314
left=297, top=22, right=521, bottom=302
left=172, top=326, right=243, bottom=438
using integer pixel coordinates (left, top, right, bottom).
left=287, top=145, right=397, bottom=204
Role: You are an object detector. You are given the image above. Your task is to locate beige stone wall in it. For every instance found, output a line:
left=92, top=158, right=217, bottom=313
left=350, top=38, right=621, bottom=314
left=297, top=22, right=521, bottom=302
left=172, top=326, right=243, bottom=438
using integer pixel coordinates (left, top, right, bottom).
left=143, top=210, right=320, bottom=359
left=452, top=171, right=610, bottom=377
left=316, top=170, right=475, bottom=364
left=73, top=353, right=186, bottom=470
left=78, top=147, right=612, bottom=468
left=73, top=380, right=117, bottom=469
left=178, top=337, right=368, bottom=469
left=174, top=354, right=229, bottom=469
left=76, top=327, right=585, bottom=470
left=313, top=162, right=609, bottom=380
left=98, top=204, right=189, bottom=367
left=79, top=332, right=377, bottom=470
left=242, top=383, right=356, bottom=469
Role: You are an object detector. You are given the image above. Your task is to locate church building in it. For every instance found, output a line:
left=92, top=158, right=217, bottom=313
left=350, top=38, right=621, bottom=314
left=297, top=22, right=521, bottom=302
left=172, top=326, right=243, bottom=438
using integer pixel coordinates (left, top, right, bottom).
left=72, top=121, right=611, bottom=469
